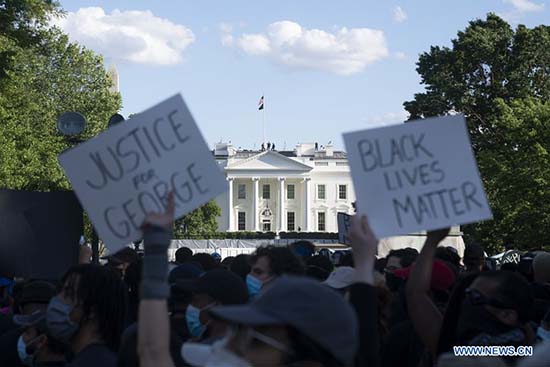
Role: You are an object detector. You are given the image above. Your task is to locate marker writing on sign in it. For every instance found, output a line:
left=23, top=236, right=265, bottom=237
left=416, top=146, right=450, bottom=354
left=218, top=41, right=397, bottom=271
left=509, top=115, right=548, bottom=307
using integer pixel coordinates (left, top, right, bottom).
left=86, top=110, right=188, bottom=190
left=103, top=162, right=208, bottom=239
left=392, top=181, right=483, bottom=227
left=357, top=133, right=434, bottom=172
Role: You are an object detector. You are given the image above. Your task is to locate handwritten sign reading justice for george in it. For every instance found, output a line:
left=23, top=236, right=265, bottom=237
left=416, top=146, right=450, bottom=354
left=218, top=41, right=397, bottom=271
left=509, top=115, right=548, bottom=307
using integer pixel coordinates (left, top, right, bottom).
left=59, top=94, right=227, bottom=252
left=343, top=114, right=492, bottom=239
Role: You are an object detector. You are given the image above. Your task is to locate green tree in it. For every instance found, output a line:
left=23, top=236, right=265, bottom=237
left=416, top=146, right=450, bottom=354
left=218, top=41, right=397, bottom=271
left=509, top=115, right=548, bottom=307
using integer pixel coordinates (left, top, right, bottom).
left=0, top=28, right=121, bottom=190
left=404, top=13, right=550, bottom=252
left=174, top=201, right=222, bottom=238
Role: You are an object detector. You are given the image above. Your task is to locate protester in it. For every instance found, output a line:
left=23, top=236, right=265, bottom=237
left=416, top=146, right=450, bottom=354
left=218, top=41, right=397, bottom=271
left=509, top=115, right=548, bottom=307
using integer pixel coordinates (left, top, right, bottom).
left=463, top=243, right=486, bottom=273
left=323, top=266, right=355, bottom=294
left=48, top=264, right=127, bottom=367
left=289, top=240, right=316, bottom=260
left=14, top=310, right=67, bottom=366
left=102, top=247, right=140, bottom=277
left=246, top=245, right=304, bottom=299
left=228, top=254, right=251, bottom=281
left=175, top=247, right=194, bottom=264
left=305, top=254, right=334, bottom=281
left=191, top=253, right=218, bottom=272
left=531, top=252, right=550, bottom=323
left=177, top=269, right=248, bottom=343
left=0, top=280, right=57, bottom=366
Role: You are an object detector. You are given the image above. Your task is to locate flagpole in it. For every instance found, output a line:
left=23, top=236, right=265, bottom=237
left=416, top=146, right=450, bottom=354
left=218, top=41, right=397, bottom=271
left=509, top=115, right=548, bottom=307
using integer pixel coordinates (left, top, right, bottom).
left=262, top=93, right=266, bottom=147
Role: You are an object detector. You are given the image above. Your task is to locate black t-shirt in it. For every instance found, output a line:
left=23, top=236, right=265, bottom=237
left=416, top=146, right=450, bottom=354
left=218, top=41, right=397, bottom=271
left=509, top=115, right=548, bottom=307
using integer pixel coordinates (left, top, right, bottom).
left=67, top=344, right=117, bottom=367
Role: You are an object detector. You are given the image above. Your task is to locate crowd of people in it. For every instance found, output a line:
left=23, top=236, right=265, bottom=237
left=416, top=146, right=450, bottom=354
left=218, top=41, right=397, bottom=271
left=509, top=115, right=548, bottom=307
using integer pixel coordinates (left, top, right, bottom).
left=0, top=193, right=549, bottom=366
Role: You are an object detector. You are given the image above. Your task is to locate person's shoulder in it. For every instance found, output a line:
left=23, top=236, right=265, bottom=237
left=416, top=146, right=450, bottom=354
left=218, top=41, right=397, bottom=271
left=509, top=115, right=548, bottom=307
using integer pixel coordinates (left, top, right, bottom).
left=68, top=344, right=117, bottom=367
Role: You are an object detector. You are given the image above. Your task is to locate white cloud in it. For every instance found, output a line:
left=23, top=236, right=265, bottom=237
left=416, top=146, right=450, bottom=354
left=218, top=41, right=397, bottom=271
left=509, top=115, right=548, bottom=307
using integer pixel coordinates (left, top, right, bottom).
left=233, top=20, right=389, bottom=75
left=366, top=110, right=409, bottom=126
left=503, top=0, right=544, bottom=12
left=393, top=6, right=408, bottom=23
left=52, top=7, right=195, bottom=65
left=394, top=51, right=407, bottom=60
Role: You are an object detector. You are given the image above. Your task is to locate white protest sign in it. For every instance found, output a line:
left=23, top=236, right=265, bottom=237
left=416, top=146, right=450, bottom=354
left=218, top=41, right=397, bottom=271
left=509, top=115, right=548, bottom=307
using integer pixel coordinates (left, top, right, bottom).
left=59, top=94, right=227, bottom=252
left=343, top=114, right=492, bottom=239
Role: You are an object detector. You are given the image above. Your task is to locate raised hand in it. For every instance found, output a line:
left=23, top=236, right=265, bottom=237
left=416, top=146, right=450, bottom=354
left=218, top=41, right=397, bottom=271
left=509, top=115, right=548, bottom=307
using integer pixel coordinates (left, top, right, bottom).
left=350, top=215, right=378, bottom=284
left=426, top=227, right=451, bottom=246
left=141, top=192, right=175, bottom=232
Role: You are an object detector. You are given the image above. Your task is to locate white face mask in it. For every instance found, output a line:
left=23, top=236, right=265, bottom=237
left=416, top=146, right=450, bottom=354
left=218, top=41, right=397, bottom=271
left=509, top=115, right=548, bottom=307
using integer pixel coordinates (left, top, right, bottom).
left=182, top=338, right=252, bottom=367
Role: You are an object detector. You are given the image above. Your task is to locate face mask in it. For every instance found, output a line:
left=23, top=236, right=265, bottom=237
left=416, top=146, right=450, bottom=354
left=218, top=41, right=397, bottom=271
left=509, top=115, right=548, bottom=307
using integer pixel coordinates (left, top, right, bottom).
left=537, top=326, right=550, bottom=341
left=246, top=274, right=263, bottom=298
left=205, top=344, right=253, bottom=367
left=185, top=303, right=215, bottom=338
left=17, top=335, right=40, bottom=366
left=457, top=299, right=514, bottom=344
left=182, top=337, right=253, bottom=367
left=46, top=296, right=79, bottom=343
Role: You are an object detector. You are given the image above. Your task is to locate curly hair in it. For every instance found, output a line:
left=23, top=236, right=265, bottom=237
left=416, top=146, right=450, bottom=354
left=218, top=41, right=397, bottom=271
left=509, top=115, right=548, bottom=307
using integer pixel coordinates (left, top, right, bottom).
left=250, top=245, right=305, bottom=276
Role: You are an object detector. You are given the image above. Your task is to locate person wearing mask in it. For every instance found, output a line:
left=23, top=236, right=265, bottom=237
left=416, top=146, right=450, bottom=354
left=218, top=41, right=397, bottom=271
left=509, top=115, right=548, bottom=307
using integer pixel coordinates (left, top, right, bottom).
left=14, top=310, right=67, bottom=366
left=0, top=280, right=57, bottom=367
left=229, top=254, right=251, bottom=282
left=47, top=264, right=127, bottom=367
left=136, top=193, right=380, bottom=367
left=246, top=245, right=304, bottom=298
left=177, top=269, right=248, bottom=346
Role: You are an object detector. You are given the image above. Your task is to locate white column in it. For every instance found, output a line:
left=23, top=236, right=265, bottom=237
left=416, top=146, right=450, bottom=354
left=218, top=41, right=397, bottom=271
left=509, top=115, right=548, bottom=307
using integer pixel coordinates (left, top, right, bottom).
left=278, top=177, right=285, bottom=232
left=227, top=177, right=234, bottom=231
left=302, top=178, right=311, bottom=231
left=252, top=177, right=259, bottom=231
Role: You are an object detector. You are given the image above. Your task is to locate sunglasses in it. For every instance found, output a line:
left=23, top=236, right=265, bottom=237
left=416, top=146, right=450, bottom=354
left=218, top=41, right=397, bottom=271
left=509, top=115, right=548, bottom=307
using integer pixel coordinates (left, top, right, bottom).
left=464, top=288, right=511, bottom=310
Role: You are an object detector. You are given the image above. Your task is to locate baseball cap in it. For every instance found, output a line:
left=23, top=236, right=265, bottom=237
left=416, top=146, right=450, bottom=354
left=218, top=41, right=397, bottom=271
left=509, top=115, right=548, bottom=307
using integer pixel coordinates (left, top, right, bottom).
left=102, top=247, right=139, bottom=265
left=18, top=280, right=56, bottom=306
left=176, top=269, right=248, bottom=305
left=393, top=259, right=456, bottom=291
left=208, top=276, right=358, bottom=366
left=322, top=266, right=356, bottom=289
left=13, top=310, right=45, bottom=327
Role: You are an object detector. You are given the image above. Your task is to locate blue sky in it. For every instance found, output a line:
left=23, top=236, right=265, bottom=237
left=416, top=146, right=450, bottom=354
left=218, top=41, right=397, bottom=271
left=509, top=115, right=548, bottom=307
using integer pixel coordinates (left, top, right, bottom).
left=57, top=0, right=548, bottom=150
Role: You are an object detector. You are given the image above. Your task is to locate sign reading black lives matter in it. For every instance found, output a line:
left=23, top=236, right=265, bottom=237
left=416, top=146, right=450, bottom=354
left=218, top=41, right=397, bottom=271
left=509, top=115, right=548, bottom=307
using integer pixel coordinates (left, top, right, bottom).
left=59, top=94, right=227, bottom=252
left=343, top=115, right=492, bottom=239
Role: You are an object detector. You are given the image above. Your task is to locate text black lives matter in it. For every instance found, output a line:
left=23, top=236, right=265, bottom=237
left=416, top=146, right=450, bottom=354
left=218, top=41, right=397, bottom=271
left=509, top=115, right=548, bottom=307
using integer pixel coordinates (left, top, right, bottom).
left=357, top=133, right=483, bottom=227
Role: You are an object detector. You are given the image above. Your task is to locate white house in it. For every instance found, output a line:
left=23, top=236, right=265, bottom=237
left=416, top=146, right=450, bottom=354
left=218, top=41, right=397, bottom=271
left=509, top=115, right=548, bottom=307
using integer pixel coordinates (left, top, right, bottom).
left=213, top=142, right=355, bottom=233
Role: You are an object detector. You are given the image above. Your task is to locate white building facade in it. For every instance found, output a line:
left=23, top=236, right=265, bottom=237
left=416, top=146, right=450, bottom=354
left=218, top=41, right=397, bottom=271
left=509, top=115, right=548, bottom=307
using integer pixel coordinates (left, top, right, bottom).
left=213, top=143, right=356, bottom=233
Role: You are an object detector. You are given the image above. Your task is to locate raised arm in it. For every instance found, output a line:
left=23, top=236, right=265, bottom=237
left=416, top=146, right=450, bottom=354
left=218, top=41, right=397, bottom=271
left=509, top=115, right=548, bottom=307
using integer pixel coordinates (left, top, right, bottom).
left=405, top=228, right=450, bottom=357
left=349, top=215, right=379, bottom=367
left=138, top=192, right=175, bottom=367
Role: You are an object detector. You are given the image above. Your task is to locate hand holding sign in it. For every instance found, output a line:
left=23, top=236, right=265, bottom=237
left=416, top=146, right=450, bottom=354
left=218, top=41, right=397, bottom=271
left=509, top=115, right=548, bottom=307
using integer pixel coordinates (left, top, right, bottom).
left=350, top=215, right=378, bottom=285
left=142, top=191, right=176, bottom=231
left=343, top=114, right=492, bottom=238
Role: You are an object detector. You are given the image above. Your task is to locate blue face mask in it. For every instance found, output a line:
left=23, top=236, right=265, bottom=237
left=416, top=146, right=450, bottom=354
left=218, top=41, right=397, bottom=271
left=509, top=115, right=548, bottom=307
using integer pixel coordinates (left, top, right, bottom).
left=186, top=303, right=215, bottom=338
left=537, top=326, right=550, bottom=341
left=17, top=335, right=39, bottom=366
left=46, top=296, right=79, bottom=343
left=246, top=274, right=263, bottom=298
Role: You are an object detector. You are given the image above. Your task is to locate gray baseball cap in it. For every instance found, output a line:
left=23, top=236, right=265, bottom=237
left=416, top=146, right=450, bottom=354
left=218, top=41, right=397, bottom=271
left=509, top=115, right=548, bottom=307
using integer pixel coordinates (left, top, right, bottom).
left=209, top=276, right=359, bottom=366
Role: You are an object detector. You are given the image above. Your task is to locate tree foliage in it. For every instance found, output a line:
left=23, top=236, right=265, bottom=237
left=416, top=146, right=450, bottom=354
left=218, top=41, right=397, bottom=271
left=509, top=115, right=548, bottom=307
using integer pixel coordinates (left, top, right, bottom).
left=404, top=13, right=550, bottom=252
left=0, top=2, right=121, bottom=191
left=174, top=200, right=222, bottom=238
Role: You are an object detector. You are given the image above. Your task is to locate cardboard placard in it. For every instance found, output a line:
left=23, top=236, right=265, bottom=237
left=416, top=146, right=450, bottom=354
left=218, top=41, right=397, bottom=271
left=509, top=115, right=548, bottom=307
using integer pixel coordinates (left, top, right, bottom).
left=59, top=94, right=227, bottom=252
left=343, top=114, right=492, bottom=238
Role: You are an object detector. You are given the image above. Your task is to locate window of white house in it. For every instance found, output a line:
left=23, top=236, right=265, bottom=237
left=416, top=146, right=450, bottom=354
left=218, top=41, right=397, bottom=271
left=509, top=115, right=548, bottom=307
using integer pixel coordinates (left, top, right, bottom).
left=262, top=184, right=270, bottom=199
left=238, top=184, right=246, bottom=199
left=238, top=212, right=246, bottom=231
left=287, top=212, right=295, bottom=231
left=317, top=185, right=326, bottom=200
left=338, top=185, right=347, bottom=200
left=317, top=212, right=326, bottom=231
left=315, top=161, right=329, bottom=166
left=287, top=184, right=295, bottom=199
left=262, top=220, right=271, bottom=232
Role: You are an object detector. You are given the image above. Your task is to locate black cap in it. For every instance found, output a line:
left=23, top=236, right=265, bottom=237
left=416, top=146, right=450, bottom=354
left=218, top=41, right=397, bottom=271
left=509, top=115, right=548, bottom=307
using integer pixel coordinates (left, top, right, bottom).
left=102, top=247, right=139, bottom=265
left=209, top=276, right=358, bottom=366
left=18, top=280, right=56, bottom=306
left=176, top=269, right=247, bottom=305
left=464, top=243, right=485, bottom=262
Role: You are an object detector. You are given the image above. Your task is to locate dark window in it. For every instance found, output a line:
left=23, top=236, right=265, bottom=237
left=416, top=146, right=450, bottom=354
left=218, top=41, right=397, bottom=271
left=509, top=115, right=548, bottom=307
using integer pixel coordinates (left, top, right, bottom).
left=238, top=212, right=246, bottom=231
left=287, top=184, right=295, bottom=199
left=262, top=184, right=271, bottom=199
left=317, top=185, right=326, bottom=200
left=318, top=212, right=326, bottom=232
left=287, top=212, right=295, bottom=231
left=338, top=185, right=347, bottom=200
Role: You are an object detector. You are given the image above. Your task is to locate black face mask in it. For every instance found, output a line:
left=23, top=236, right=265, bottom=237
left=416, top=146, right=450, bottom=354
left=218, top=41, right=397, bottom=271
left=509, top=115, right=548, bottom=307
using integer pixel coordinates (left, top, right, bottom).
left=456, top=299, right=517, bottom=345
left=385, top=273, right=403, bottom=292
